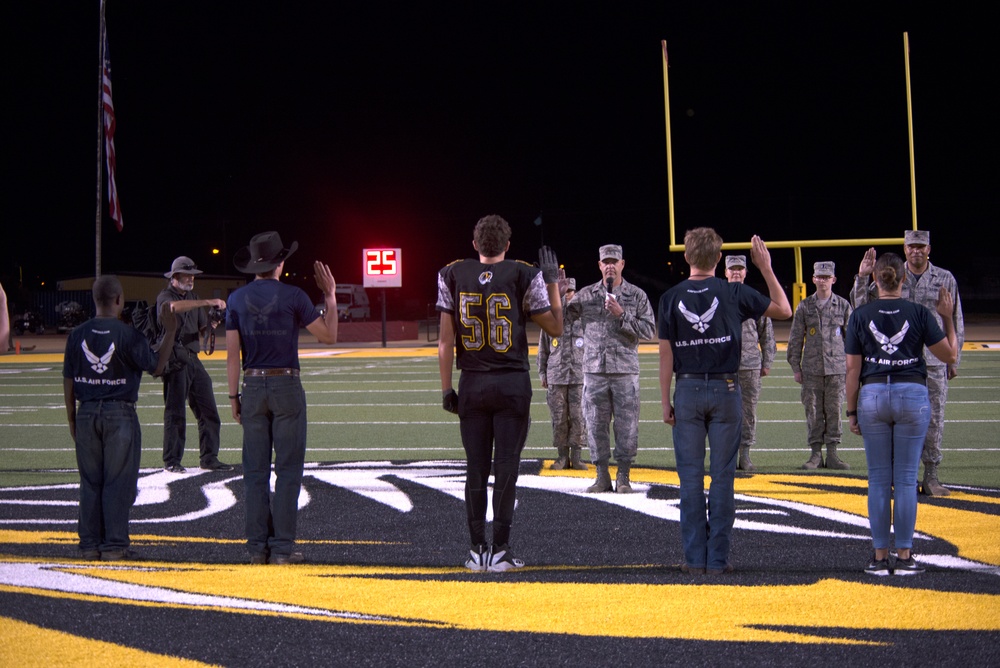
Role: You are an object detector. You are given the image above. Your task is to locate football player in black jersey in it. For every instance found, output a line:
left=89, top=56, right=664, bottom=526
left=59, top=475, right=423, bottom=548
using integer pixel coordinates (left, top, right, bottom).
left=437, top=215, right=563, bottom=572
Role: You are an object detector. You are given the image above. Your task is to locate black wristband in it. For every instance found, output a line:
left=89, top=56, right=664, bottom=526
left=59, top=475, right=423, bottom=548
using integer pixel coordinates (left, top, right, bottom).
left=846, top=409, right=857, bottom=417
left=229, top=394, right=241, bottom=400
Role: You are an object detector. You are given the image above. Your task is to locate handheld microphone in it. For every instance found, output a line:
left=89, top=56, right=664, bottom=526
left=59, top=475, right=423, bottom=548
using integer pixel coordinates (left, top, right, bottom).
left=605, top=277, right=614, bottom=296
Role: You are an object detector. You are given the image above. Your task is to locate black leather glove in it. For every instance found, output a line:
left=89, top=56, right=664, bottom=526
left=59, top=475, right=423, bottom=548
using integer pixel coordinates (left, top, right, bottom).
left=442, top=389, right=459, bottom=414
left=538, top=245, right=560, bottom=284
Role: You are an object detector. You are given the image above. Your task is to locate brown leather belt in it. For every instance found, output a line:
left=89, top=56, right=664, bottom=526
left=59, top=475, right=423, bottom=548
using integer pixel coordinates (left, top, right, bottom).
left=244, top=368, right=300, bottom=377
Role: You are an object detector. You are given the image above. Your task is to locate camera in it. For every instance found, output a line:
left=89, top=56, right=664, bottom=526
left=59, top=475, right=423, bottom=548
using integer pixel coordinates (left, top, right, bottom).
left=207, top=306, right=226, bottom=325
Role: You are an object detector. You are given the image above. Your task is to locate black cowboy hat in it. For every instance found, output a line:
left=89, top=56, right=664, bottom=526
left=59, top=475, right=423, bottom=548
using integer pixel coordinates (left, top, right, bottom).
left=233, top=231, right=299, bottom=274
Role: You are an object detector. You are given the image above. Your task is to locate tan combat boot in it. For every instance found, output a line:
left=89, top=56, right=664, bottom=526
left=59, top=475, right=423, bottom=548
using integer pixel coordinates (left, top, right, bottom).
left=825, top=444, right=851, bottom=470
left=550, top=447, right=569, bottom=470
left=615, top=463, right=634, bottom=494
left=569, top=447, right=589, bottom=471
left=738, top=447, right=755, bottom=471
left=922, top=463, right=951, bottom=496
left=802, top=448, right=824, bottom=470
left=585, top=463, right=613, bottom=493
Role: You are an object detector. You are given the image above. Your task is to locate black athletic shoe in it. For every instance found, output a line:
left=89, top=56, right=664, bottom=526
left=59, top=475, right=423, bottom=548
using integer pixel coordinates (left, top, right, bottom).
left=101, top=548, right=138, bottom=562
left=78, top=548, right=100, bottom=561
left=892, top=555, right=925, bottom=575
left=164, top=464, right=186, bottom=474
left=201, top=460, right=234, bottom=471
left=865, top=556, right=892, bottom=576
left=270, top=551, right=305, bottom=565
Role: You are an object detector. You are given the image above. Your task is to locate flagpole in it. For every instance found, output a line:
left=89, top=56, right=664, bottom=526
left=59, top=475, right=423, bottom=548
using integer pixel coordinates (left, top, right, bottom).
left=95, top=0, right=106, bottom=277
left=661, top=41, right=677, bottom=250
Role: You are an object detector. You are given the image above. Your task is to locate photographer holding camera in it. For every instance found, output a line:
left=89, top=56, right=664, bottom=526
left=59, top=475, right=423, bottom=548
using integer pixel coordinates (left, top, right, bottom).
left=158, top=256, right=232, bottom=472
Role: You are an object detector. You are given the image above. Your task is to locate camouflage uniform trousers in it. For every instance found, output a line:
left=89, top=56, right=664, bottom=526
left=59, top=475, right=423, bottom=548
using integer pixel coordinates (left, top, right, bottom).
left=924, top=365, right=948, bottom=465
left=582, top=373, right=640, bottom=465
left=801, top=374, right=845, bottom=447
left=546, top=383, right=585, bottom=452
left=737, top=370, right=762, bottom=449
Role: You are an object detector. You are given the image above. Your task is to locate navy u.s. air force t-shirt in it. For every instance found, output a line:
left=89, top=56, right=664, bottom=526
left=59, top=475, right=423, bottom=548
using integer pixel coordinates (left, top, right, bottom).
left=226, top=279, right=322, bottom=370
left=845, top=298, right=945, bottom=380
left=658, top=277, right=771, bottom=374
left=62, top=317, right=159, bottom=403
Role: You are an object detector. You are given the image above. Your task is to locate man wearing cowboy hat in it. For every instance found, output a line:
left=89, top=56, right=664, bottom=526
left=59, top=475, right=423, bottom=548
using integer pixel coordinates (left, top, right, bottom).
left=226, top=231, right=338, bottom=565
left=157, top=256, right=231, bottom=473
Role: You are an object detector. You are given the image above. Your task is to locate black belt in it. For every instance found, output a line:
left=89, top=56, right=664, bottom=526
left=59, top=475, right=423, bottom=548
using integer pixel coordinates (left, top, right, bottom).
left=244, top=368, right=300, bottom=377
left=677, top=373, right=738, bottom=381
left=861, top=373, right=926, bottom=386
left=80, top=399, right=136, bottom=409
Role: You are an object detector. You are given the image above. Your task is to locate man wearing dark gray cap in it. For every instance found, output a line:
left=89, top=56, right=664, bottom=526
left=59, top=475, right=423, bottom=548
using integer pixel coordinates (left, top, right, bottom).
left=851, top=230, right=964, bottom=496
left=724, top=255, right=776, bottom=471
left=788, top=261, right=853, bottom=470
left=157, top=256, right=231, bottom=473
left=564, top=244, right=655, bottom=493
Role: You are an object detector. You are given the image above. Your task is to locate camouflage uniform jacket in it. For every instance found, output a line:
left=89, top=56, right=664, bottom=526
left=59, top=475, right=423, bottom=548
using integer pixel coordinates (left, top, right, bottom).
left=738, top=316, right=776, bottom=372
left=787, top=293, right=852, bottom=377
left=538, top=296, right=585, bottom=386
left=851, top=261, right=964, bottom=368
left=564, top=278, right=655, bottom=375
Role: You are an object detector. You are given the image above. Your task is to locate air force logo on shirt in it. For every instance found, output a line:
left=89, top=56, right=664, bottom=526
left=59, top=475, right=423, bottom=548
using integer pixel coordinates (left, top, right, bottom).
left=868, top=320, right=909, bottom=355
left=82, top=341, right=115, bottom=374
left=679, top=297, right=719, bottom=334
left=247, top=295, right=278, bottom=325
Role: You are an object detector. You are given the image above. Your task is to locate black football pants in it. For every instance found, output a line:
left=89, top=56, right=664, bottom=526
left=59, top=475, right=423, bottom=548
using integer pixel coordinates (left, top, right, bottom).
left=458, top=370, right=532, bottom=547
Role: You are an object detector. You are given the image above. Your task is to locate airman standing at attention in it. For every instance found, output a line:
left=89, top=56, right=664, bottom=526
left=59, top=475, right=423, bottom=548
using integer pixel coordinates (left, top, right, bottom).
left=788, top=261, right=853, bottom=470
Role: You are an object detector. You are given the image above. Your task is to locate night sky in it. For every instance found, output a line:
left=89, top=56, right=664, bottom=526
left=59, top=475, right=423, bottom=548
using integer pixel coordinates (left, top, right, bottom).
left=5, top=3, right=996, bottom=316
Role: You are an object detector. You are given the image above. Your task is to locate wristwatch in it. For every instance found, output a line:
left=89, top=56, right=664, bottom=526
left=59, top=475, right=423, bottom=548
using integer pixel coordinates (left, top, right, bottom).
left=846, top=409, right=857, bottom=417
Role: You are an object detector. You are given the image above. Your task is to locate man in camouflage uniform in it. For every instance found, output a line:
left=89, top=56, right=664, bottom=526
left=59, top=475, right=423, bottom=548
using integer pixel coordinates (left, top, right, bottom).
left=851, top=230, right=964, bottom=496
left=725, top=255, right=776, bottom=471
left=788, top=261, right=853, bottom=470
left=537, top=276, right=588, bottom=471
left=565, top=244, right=655, bottom=494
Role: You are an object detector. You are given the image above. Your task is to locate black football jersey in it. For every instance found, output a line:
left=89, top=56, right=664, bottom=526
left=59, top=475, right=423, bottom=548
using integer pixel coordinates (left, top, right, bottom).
left=436, top=259, right=551, bottom=372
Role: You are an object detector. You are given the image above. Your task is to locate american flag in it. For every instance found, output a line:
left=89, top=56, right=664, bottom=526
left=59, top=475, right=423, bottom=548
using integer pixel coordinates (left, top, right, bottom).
left=103, top=32, right=123, bottom=231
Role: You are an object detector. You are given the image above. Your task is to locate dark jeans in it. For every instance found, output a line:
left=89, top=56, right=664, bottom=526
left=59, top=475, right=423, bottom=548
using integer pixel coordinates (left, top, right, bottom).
left=672, top=377, right=742, bottom=570
left=75, top=400, right=142, bottom=552
left=458, top=370, right=532, bottom=547
left=162, top=352, right=222, bottom=467
left=241, top=374, right=307, bottom=557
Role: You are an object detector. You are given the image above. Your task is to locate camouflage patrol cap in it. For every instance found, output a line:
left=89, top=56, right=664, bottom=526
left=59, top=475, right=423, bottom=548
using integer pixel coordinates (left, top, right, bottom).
left=813, top=261, right=835, bottom=277
left=599, top=244, right=623, bottom=261
left=904, top=229, right=930, bottom=245
left=725, top=255, right=747, bottom=269
left=566, top=278, right=577, bottom=291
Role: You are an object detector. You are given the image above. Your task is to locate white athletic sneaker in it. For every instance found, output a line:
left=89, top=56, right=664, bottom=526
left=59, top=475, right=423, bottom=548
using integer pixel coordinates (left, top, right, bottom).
left=465, top=544, right=489, bottom=572
left=487, top=544, right=525, bottom=572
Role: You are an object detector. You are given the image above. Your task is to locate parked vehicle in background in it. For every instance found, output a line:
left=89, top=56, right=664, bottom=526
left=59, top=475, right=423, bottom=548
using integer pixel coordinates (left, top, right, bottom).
left=13, top=310, right=45, bottom=335
left=55, top=301, right=88, bottom=333
left=335, top=284, right=370, bottom=321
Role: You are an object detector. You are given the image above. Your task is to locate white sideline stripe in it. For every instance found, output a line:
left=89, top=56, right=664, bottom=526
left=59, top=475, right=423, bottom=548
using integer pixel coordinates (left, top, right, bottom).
left=4, top=446, right=1000, bottom=454
left=4, top=418, right=1000, bottom=429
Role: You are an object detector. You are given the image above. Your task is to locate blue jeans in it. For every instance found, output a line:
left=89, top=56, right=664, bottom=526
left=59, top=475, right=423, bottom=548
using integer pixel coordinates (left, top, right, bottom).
left=858, top=381, right=930, bottom=550
left=75, top=400, right=142, bottom=552
left=241, top=375, right=307, bottom=557
left=162, top=352, right=222, bottom=467
left=672, top=377, right=741, bottom=570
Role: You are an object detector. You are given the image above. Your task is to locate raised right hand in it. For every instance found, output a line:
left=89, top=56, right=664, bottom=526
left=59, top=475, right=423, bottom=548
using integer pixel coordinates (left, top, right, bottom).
left=858, top=247, right=876, bottom=277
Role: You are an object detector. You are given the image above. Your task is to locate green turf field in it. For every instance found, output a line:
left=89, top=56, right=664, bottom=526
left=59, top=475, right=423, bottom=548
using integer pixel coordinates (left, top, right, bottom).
left=2, top=348, right=997, bottom=488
